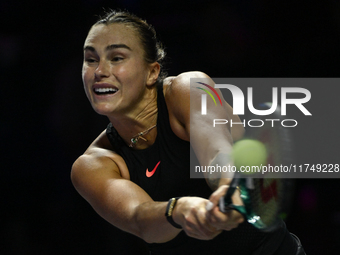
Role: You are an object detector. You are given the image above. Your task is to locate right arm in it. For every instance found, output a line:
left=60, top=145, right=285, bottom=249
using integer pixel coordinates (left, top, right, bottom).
left=71, top=133, right=219, bottom=243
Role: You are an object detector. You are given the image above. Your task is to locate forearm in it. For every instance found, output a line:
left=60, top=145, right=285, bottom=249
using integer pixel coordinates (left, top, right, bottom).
left=133, top=200, right=182, bottom=243
left=205, top=152, right=234, bottom=190
left=76, top=174, right=181, bottom=244
left=134, top=196, right=224, bottom=243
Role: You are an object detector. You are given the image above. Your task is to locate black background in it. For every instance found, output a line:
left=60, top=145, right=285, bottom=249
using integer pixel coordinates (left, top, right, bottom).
left=1, top=0, right=340, bottom=254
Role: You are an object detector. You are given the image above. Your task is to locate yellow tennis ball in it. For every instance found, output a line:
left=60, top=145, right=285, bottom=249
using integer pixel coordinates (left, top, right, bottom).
left=232, top=139, right=267, bottom=173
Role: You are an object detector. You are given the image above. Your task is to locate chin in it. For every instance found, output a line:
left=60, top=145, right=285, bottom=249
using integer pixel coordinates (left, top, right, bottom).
left=92, top=104, right=115, bottom=116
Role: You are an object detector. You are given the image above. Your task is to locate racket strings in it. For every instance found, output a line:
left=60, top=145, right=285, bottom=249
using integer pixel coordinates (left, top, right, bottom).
left=248, top=178, right=283, bottom=228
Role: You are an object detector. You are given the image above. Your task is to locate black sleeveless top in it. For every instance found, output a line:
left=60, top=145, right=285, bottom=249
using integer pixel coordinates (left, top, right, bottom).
left=106, top=83, right=297, bottom=255
left=106, top=83, right=212, bottom=201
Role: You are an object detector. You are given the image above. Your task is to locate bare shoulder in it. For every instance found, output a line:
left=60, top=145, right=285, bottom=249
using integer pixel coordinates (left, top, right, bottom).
left=163, top=72, right=211, bottom=141
left=71, top=130, right=130, bottom=198
left=163, top=71, right=244, bottom=142
left=164, top=71, right=211, bottom=95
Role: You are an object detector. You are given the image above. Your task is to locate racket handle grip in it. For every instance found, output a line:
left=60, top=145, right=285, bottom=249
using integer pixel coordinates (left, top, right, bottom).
left=219, top=196, right=226, bottom=213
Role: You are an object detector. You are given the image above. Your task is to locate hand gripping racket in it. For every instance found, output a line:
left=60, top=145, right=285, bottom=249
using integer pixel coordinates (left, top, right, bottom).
left=219, top=103, right=295, bottom=232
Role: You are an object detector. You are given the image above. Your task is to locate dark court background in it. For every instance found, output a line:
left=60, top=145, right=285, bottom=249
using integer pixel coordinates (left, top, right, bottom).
left=1, top=0, right=340, bottom=254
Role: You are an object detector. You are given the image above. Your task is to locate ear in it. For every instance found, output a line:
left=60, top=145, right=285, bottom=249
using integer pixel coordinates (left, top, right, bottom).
left=146, top=62, right=161, bottom=86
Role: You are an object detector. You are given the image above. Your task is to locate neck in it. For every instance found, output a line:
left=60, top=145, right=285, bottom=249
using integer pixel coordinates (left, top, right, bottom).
left=108, top=86, right=158, bottom=148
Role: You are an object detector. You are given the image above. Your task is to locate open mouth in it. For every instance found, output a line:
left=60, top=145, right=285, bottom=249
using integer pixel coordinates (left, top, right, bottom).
left=93, top=87, right=118, bottom=95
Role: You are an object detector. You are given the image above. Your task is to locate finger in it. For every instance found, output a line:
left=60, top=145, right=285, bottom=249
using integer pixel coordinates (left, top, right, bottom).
left=184, top=217, right=221, bottom=240
left=224, top=225, right=238, bottom=231
left=186, top=230, right=221, bottom=240
left=205, top=201, right=214, bottom=211
left=195, top=207, right=220, bottom=236
left=208, top=185, right=229, bottom=209
left=184, top=210, right=215, bottom=235
left=190, top=206, right=223, bottom=239
left=208, top=206, right=244, bottom=230
left=207, top=206, right=229, bottom=226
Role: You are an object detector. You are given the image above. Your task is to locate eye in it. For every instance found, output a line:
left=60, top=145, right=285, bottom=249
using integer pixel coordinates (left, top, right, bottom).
left=85, top=58, right=97, bottom=63
left=112, top=56, right=124, bottom=62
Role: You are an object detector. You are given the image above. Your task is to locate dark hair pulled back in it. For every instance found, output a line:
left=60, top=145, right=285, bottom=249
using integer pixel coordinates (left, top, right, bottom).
left=95, top=10, right=167, bottom=83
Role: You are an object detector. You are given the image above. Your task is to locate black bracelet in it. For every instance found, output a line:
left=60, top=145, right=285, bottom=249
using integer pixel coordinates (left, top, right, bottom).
left=165, top=197, right=182, bottom=229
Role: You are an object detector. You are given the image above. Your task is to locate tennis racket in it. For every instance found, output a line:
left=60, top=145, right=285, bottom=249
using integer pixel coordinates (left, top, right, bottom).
left=219, top=103, right=295, bottom=232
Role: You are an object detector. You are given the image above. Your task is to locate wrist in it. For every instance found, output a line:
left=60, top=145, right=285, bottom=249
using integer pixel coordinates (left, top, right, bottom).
left=218, top=178, right=233, bottom=187
left=165, top=197, right=182, bottom=229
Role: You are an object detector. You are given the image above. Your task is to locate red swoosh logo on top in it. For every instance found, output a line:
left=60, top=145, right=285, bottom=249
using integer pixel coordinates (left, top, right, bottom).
left=146, top=161, right=161, bottom=177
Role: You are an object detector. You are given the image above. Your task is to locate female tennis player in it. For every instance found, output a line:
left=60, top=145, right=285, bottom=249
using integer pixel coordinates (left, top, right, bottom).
left=71, top=10, right=304, bottom=254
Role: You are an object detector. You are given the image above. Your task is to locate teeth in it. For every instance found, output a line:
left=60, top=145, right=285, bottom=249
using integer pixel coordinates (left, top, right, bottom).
left=94, top=88, right=117, bottom=93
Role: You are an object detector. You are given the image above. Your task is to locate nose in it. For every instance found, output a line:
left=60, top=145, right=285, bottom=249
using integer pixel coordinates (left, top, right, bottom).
left=94, top=60, right=110, bottom=79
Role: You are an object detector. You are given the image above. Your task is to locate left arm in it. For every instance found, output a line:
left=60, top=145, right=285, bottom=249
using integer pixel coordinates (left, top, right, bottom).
left=165, top=71, right=245, bottom=231
left=165, top=71, right=244, bottom=189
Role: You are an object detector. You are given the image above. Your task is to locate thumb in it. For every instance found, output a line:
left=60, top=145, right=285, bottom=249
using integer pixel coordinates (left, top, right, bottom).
left=206, top=185, right=229, bottom=211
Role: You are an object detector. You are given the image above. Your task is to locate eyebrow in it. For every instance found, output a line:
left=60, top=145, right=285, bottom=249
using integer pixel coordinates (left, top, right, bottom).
left=83, top=44, right=132, bottom=52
